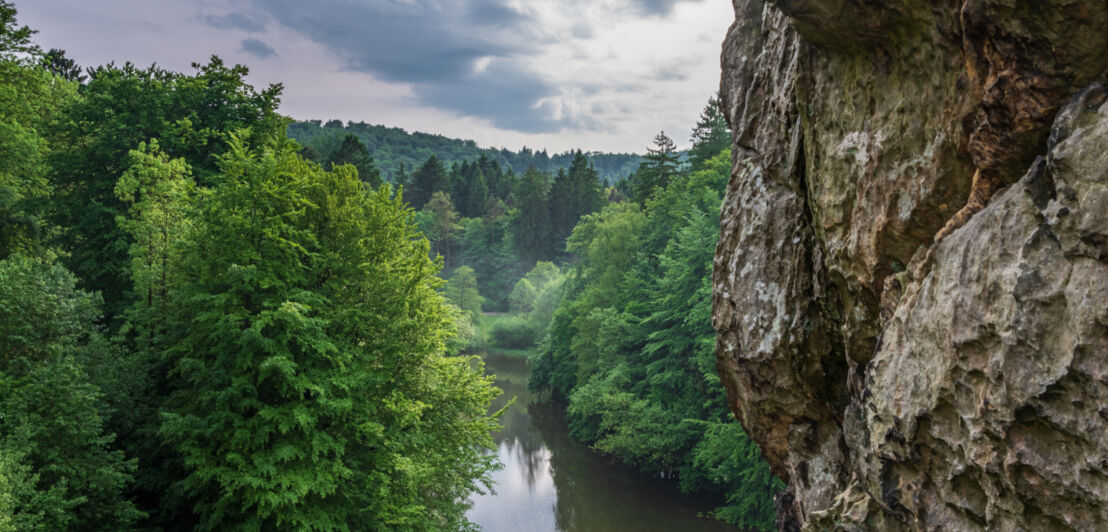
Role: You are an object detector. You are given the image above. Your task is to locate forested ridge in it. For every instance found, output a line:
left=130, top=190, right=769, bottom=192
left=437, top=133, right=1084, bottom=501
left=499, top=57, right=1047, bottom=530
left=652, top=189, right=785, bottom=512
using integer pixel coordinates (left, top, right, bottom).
left=287, top=120, right=647, bottom=185
left=0, top=1, right=781, bottom=529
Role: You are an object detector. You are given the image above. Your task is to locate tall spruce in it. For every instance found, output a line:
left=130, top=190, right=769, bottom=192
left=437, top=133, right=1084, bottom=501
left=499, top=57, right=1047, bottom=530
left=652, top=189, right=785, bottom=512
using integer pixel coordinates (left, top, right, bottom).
left=548, top=150, right=605, bottom=255
left=326, top=134, right=381, bottom=187
left=631, top=131, right=681, bottom=205
left=407, top=154, right=449, bottom=209
left=511, top=168, right=552, bottom=264
left=688, top=94, right=730, bottom=170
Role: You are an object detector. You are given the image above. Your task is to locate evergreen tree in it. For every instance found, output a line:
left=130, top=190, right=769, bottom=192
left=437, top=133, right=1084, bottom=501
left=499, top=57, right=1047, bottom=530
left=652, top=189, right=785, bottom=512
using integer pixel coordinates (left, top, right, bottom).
left=632, top=131, right=680, bottom=205
left=407, top=154, right=449, bottom=209
left=326, top=134, right=381, bottom=187
left=449, top=162, right=466, bottom=213
left=511, top=168, right=552, bottom=264
left=393, top=161, right=409, bottom=190
left=549, top=150, right=605, bottom=254
left=466, top=168, right=490, bottom=218
left=688, top=94, right=730, bottom=169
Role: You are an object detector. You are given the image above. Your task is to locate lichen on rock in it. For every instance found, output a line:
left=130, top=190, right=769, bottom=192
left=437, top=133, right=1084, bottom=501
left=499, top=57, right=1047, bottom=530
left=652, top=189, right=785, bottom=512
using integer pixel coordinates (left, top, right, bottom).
left=712, top=1, right=1108, bottom=529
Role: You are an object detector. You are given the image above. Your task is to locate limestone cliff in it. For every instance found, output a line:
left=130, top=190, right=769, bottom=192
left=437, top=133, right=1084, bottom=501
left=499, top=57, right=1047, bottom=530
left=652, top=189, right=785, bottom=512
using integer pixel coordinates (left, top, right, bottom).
left=711, top=1, right=1108, bottom=529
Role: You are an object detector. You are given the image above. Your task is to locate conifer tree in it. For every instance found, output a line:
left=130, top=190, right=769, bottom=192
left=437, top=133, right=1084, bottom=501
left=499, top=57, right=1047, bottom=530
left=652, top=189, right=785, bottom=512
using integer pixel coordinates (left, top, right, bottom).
left=549, top=150, right=605, bottom=253
left=632, top=131, right=680, bottom=205
left=326, top=134, right=381, bottom=187
left=467, top=169, right=490, bottom=218
left=407, top=154, right=449, bottom=209
left=511, top=168, right=552, bottom=264
left=688, top=94, right=730, bottom=170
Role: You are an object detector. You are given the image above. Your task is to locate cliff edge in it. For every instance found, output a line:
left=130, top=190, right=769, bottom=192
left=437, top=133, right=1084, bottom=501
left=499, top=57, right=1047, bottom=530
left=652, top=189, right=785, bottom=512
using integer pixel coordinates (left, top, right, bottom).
left=712, top=1, right=1108, bottom=529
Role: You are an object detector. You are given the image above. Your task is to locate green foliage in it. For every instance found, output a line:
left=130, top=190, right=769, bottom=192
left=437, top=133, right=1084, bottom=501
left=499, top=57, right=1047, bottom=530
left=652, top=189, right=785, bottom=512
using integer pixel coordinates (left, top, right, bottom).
left=489, top=261, right=564, bottom=349
left=325, top=133, right=381, bottom=187
left=688, top=94, right=730, bottom=170
left=548, top=151, right=605, bottom=257
left=508, top=277, right=537, bottom=314
left=0, top=1, right=37, bottom=58
left=445, top=304, right=486, bottom=353
left=631, top=131, right=681, bottom=205
left=0, top=54, right=78, bottom=258
left=511, top=168, right=553, bottom=264
left=530, top=148, right=781, bottom=529
left=0, top=255, right=142, bottom=530
left=407, top=154, right=449, bottom=208
left=154, top=136, right=499, bottom=530
left=488, top=315, right=540, bottom=349
left=41, top=49, right=85, bottom=83
left=115, top=141, right=196, bottom=331
left=287, top=119, right=644, bottom=184
left=445, top=265, right=484, bottom=315
left=419, top=190, right=459, bottom=267
left=455, top=214, right=519, bottom=311
left=50, top=57, right=283, bottom=322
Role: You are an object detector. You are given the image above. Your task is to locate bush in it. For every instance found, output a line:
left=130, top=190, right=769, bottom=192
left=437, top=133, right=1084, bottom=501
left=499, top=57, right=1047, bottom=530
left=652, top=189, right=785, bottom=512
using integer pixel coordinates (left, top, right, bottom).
left=488, top=315, right=539, bottom=348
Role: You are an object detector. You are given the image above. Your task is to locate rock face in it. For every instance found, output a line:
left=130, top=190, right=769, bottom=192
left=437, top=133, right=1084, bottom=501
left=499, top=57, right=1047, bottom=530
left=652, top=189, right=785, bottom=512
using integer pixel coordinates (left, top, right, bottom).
left=712, top=1, right=1108, bottom=529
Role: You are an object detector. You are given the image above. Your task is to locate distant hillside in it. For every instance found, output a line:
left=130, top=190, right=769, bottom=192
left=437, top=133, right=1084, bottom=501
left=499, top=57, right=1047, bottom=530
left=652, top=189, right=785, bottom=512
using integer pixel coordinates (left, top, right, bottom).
left=287, top=120, right=644, bottom=184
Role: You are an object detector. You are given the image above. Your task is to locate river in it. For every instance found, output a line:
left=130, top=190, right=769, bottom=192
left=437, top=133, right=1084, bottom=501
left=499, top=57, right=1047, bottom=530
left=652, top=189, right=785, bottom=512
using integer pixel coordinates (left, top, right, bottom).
left=466, top=351, right=739, bottom=532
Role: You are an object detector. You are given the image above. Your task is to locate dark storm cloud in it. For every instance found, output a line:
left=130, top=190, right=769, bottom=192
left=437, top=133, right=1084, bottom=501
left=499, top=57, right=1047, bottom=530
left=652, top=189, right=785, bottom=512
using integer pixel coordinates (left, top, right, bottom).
left=246, top=0, right=707, bottom=132
left=634, top=0, right=702, bottom=16
left=412, top=60, right=565, bottom=133
left=252, top=0, right=519, bottom=83
left=240, top=38, right=277, bottom=59
left=249, top=0, right=567, bottom=130
left=466, top=2, right=527, bottom=28
left=203, top=12, right=266, bottom=33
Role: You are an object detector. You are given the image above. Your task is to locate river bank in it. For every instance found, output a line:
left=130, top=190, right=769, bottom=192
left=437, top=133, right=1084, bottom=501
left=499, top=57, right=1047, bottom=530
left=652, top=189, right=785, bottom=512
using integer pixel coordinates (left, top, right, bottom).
left=466, top=350, right=738, bottom=532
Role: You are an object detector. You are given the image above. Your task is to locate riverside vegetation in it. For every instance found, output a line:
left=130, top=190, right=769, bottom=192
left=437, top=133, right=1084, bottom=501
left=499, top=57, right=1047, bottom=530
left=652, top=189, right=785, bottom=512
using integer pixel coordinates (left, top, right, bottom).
left=0, top=2, right=779, bottom=530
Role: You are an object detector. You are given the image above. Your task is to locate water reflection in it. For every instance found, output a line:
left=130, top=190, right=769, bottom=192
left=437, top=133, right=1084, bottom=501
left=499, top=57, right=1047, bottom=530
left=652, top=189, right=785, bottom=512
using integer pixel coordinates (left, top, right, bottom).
left=467, top=351, right=737, bottom=532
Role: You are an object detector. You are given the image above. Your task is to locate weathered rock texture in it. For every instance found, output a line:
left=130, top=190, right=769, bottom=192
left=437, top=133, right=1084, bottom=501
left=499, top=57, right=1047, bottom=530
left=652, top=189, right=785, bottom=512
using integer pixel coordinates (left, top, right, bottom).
left=712, top=1, right=1108, bottom=529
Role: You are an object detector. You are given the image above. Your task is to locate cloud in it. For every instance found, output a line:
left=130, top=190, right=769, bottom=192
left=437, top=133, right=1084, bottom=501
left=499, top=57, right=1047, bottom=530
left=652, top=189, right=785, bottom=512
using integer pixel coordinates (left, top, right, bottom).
left=203, top=12, right=266, bottom=33
left=240, top=38, right=277, bottom=59
left=252, top=0, right=520, bottom=82
left=631, top=0, right=703, bottom=16
left=250, top=0, right=573, bottom=130
left=243, top=0, right=717, bottom=135
left=412, top=59, right=567, bottom=133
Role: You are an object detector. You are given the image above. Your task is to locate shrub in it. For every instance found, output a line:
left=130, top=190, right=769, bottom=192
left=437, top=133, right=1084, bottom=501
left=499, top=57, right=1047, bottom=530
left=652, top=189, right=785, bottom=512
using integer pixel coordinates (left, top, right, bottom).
left=488, top=315, right=539, bottom=348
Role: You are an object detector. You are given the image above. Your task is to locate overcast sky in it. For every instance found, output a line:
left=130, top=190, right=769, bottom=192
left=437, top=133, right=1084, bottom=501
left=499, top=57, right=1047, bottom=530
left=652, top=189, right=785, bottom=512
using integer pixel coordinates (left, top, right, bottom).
left=16, top=0, right=732, bottom=154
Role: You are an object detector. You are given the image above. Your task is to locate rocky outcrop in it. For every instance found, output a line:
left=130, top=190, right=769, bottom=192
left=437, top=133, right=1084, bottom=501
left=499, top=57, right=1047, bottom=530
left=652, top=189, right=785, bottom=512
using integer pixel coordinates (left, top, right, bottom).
left=712, top=1, right=1108, bottom=529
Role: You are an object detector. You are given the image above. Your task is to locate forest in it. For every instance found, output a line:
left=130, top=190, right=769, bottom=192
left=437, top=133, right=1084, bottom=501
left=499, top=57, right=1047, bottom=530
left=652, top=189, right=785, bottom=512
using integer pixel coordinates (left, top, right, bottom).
left=286, top=120, right=646, bottom=185
left=0, top=1, right=779, bottom=530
